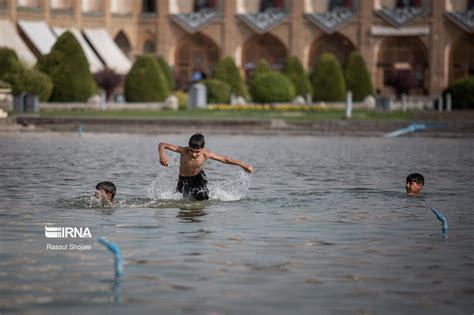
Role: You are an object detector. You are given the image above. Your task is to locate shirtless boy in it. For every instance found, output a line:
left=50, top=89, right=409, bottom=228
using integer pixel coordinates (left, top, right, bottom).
left=158, top=133, right=254, bottom=200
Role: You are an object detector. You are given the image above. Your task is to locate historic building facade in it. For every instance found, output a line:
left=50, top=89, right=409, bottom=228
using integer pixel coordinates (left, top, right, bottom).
left=1, top=0, right=473, bottom=96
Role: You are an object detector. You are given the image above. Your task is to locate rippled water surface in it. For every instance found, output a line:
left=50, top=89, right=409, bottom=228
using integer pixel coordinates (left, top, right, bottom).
left=0, top=132, right=473, bottom=314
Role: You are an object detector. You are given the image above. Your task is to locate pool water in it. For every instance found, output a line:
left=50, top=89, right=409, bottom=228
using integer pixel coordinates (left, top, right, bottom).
left=0, top=133, right=473, bottom=314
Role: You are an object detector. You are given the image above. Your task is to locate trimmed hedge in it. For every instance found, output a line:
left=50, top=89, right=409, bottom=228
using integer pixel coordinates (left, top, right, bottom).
left=157, top=56, right=175, bottom=92
left=250, top=72, right=295, bottom=103
left=443, top=76, right=474, bottom=109
left=282, top=56, right=313, bottom=98
left=310, top=53, right=346, bottom=102
left=37, top=31, right=96, bottom=102
left=202, top=79, right=231, bottom=103
left=345, top=52, right=373, bottom=101
left=4, top=68, right=53, bottom=101
left=253, top=59, right=272, bottom=79
left=211, top=57, right=249, bottom=100
left=0, top=47, right=22, bottom=79
left=124, top=54, right=170, bottom=102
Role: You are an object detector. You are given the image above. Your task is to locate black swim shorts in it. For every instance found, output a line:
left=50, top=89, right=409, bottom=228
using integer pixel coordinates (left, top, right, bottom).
left=176, top=171, right=209, bottom=201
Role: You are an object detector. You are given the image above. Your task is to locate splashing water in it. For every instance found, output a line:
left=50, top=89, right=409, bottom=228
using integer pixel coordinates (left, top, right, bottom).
left=146, top=154, right=252, bottom=202
left=209, top=171, right=251, bottom=201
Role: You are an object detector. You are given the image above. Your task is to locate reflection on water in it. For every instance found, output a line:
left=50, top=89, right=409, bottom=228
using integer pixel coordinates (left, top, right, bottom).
left=177, top=209, right=208, bottom=223
left=0, top=133, right=473, bottom=314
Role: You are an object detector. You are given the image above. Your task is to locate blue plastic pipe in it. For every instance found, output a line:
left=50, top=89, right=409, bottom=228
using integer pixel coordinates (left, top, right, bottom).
left=431, top=208, right=448, bottom=234
left=97, top=237, right=123, bottom=277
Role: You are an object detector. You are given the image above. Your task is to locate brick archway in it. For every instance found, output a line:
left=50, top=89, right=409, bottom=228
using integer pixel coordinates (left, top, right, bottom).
left=377, top=36, right=427, bottom=96
left=449, top=33, right=474, bottom=83
left=175, top=33, right=220, bottom=90
left=308, top=33, right=355, bottom=70
left=114, top=30, right=132, bottom=58
left=242, top=33, right=287, bottom=78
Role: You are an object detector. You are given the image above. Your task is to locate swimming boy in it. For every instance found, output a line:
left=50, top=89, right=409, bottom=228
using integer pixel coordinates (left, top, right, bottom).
left=158, top=133, right=254, bottom=201
left=95, top=181, right=116, bottom=205
left=405, top=173, right=424, bottom=196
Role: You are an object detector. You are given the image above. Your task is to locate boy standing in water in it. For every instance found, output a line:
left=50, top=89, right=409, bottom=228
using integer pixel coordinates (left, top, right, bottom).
left=405, top=173, right=424, bottom=196
left=158, top=133, right=254, bottom=201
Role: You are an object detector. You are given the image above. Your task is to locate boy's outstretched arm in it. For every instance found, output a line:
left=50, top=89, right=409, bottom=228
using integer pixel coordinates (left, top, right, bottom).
left=158, top=142, right=183, bottom=167
left=207, top=151, right=255, bottom=173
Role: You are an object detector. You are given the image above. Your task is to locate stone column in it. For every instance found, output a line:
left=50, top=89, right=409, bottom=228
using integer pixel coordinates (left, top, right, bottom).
left=428, top=0, right=445, bottom=96
left=75, top=0, right=82, bottom=27
left=289, top=0, right=304, bottom=62
left=359, top=0, right=376, bottom=91
left=156, top=0, right=171, bottom=62
left=222, top=0, right=237, bottom=59
left=43, top=0, right=50, bottom=24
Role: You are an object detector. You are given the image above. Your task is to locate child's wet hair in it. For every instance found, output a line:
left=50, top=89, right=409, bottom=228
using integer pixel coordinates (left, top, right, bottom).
left=406, top=173, right=424, bottom=185
left=189, top=133, right=205, bottom=149
left=96, top=181, right=116, bottom=198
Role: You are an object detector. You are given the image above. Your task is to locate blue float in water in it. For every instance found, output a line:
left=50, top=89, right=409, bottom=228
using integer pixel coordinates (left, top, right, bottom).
left=431, top=208, right=448, bottom=234
left=97, top=237, right=123, bottom=277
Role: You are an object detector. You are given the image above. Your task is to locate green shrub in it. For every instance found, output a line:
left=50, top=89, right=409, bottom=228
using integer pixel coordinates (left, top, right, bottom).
left=443, top=76, right=474, bottom=109
left=211, top=57, right=249, bottom=100
left=0, top=47, right=23, bottom=79
left=282, top=56, right=313, bottom=98
left=344, top=52, right=373, bottom=101
left=202, top=79, right=231, bottom=103
left=250, top=72, right=295, bottom=103
left=174, top=90, right=188, bottom=110
left=0, top=80, right=11, bottom=89
left=157, top=56, right=175, bottom=92
left=253, top=59, right=272, bottom=78
left=4, top=68, right=53, bottom=101
left=310, top=53, right=346, bottom=102
left=124, top=54, right=170, bottom=102
left=37, top=31, right=96, bottom=102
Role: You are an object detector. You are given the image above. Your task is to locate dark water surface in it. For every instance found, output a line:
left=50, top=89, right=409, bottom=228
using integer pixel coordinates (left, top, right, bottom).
left=0, top=132, right=473, bottom=314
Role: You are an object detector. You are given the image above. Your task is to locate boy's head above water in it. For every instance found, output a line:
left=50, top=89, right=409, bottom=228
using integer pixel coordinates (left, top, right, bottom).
left=95, top=181, right=116, bottom=202
left=188, top=133, right=205, bottom=159
left=189, top=133, right=205, bottom=149
left=406, top=173, right=424, bottom=196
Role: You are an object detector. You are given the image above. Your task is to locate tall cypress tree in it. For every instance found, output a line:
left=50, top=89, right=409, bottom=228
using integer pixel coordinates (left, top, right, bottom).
left=282, top=56, right=313, bottom=98
left=211, top=57, right=249, bottom=100
left=345, top=52, right=373, bottom=101
left=124, top=54, right=170, bottom=102
left=37, top=31, right=96, bottom=102
left=310, top=53, right=346, bottom=102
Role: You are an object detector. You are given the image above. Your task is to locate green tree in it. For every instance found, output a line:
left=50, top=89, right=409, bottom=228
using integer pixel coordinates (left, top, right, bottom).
left=253, top=59, right=272, bottom=78
left=310, top=53, right=346, bottom=102
left=124, top=54, right=170, bottom=102
left=202, top=79, right=231, bottom=103
left=282, top=56, right=313, bottom=98
left=157, top=56, right=175, bottom=92
left=37, top=31, right=96, bottom=102
left=443, top=76, right=474, bottom=109
left=0, top=47, right=23, bottom=79
left=250, top=72, right=295, bottom=103
left=344, top=52, right=373, bottom=101
left=211, top=57, right=249, bottom=100
left=4, top=68, right=53, bottom=101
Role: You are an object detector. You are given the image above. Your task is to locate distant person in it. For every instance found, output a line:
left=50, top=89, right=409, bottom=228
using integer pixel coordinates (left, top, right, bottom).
left=405, top=173, right=424, bottom=196
left=158, top=133, right=254, bottom=201
left=95, top=181, right=116, bottom=205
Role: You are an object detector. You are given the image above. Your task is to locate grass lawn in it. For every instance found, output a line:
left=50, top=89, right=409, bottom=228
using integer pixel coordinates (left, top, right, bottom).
left=16, top=108, right=414, bottom=123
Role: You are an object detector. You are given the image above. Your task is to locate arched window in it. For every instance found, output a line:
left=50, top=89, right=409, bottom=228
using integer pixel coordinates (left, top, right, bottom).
left=308, top=33, right=355, bottom=69
left=114, top=31, right=132, bottom=57
left=242, top=33, right=287, bottom=78
left=143, top=40, right=155, bottom=53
